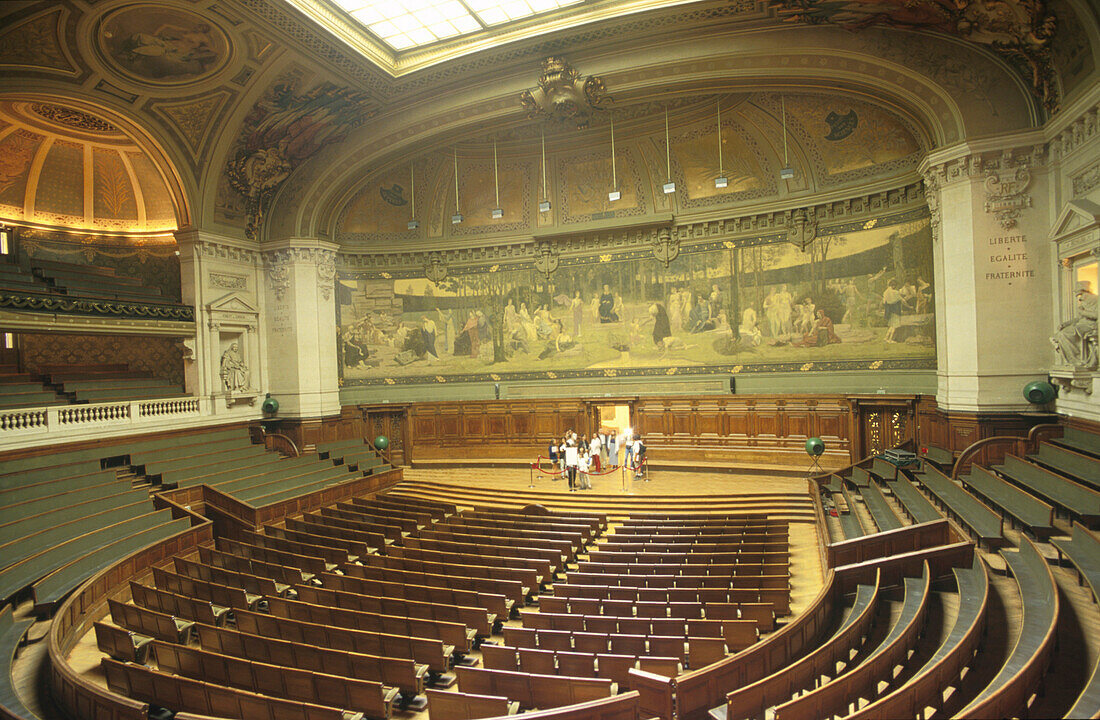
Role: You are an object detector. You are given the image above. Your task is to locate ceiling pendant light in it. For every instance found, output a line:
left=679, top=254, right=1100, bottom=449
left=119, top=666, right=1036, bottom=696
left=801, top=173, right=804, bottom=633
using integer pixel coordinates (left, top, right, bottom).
left=491, top=140, right=503, bottom=219
left=608, top=111, right=620, bottom=202
left=539, top=126, right=551, bottom=213
left=407, top=162, right=419, bottom=230
left=662, top=106, right=675, bottom=194
left=780, top=95, right=795, bottom=180
left=715, top=99, right=728, bottom=189
left=451, top=148, right=463, bottom=225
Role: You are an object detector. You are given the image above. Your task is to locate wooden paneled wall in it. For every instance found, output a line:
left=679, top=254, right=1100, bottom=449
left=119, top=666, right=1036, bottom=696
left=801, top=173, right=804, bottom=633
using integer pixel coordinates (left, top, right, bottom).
left=408, top=400, right=589, bottom=460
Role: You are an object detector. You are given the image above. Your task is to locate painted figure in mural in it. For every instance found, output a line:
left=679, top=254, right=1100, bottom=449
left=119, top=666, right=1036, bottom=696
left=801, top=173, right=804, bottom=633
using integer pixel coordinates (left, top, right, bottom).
left=688, top=297, right=717, bottom=333
left=795, top=298, right=816, bottom=335
left=571, top=291, right=585, bottom=337
left=795, top=309, right=843, bottom=347
left=342, top=328, right=369, bottom=368
left=1051, top=288, right=1098, bottom=368
left=741, top=306, right=763, bottom=346
left=708, top=284, right=724, bottom=320
left=220, top=342, right=249, bottom=392
left=650, top=303, right=671, bottom=346
left=774, top=284, right=794, bottom=336
left=916, top=276, right=932, bottom=314
left=599, top=284, right=618, bottom=323
left=505, top=300, right=520, bottom=336
left=668, top=286, right=683, bottom=333
left=842, top=280, right=863, bottom=325
left=455, top=312, right=480, bottom=358
left=883, top=279, right=909, bottom=343
left=422, top=316, right=438, bottom=359
left=116, top=23, right=219, bottom=79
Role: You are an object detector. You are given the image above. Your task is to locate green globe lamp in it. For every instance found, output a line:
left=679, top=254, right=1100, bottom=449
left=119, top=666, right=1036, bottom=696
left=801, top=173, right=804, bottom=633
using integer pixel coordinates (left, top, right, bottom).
left=805, top=437, right=825, bottom=457
left=261, top=393, right=279, bottom=416
left=1023, top=380, right=1056, bottom=405
left=373, top=435, right=390, bottom=452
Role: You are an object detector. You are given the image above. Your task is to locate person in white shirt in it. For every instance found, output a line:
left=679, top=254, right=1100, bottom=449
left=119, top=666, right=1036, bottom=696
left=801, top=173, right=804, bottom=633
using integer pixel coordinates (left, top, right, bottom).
left=632, top=436, right=646, bottom=480
left=589, top=434, right=602, bottom=472
left=607, top=431, right=618, bottom=468
left=624, top=434, right=634, bottom=470
left=564, top=440, right=580, bottom=491
left=579, top=448, right=592, bottom=490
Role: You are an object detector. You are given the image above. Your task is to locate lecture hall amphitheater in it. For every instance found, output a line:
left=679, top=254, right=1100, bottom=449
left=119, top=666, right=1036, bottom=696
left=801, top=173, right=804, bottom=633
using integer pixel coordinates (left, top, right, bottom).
left=1, top=0, right=1100, bottom=718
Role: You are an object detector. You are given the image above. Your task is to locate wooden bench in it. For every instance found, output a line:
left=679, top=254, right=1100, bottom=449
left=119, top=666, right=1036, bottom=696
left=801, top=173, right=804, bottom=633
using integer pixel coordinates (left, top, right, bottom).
left=152, top=640, right=399, bottom=719
left=716, top=571, right=880, bottom=720
left=481, top=644, right=684, bottom=687
left=358, top=554, right=535, bottom=602
left=957, top=536, right=1058, bottom=718
left=317, top=507, right=419, bottom=534
left=1030, top=441, right=1100, bottom=491
left=1053, top=426, right=1100, bottom=458
left=995, top=455, right=1100, bottom=525
left=102, top=658, right=362, bottom=720
left=196, top=622, right=427, bottom=701
left=285, top=515, right=392, bottom=547
left=108, top=597, right=194, bottom=643
left=243, top=528, right=354, bottom=565
left=404, top=536, right=566, bottom=574
left=919, top=444, right=954, bottom=469
left=323, top=570, right=509, bottom=624
left=772, top=564, right=930, bottom=719
left=910, top=465, right=1004, bottom=547
left=549, top=584, right=790, bottom=617
left=350, top=497, right=445, bottom=522
left=296, top=583, right=493, bottom=638
left=849, top=466, right=872, bottom=487
left=886, top=474, right=943, bottom=525
left=1052, top=523, right=1100, bottom=718
left=264, top=595, right=471, bottom=656
left=215, top=537, right=329, bottom=576
left=200, top=545, right=316, bottom=586
left=342, top=563, right=522, bottom=615
left=455, top=666, right=614, bottom=710
left=386, top=546, right=551, bottom=586
left=130, top=581, right=225, bottom=626
left=565, top=572, right=790, bottom=591
left=0, top=604, right=38, bottom=720
left=847, top=557, right=988, bottom=719
left=857, top=481, right=904, bottom=532
left=173, top=555, right=285, bottom=598
left=234, top=607, right=452, bottom=675
left=426, top=689, right=518, bottom=720
left=152, top=566, right=255, bottom=611
left=962, top=465, right=1055, bottom=540
left=94, top=621, right=153, bottom=663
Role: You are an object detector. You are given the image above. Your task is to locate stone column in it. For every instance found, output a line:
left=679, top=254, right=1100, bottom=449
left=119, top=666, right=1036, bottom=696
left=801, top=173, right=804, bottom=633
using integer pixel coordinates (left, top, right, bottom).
left=922, top=139, right=1053, bottom=412
left=261, top=239, right=340, bottom=418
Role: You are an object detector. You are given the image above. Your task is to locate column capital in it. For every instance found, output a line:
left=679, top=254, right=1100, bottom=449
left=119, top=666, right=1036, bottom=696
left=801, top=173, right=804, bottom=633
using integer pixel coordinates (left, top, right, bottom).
left=174, top=229, right=262, bottom=265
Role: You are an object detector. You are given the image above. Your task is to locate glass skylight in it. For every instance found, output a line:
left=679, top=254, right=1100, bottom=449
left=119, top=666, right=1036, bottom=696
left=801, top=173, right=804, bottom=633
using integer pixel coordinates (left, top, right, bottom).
left=333, top=0, right=585, bottom=50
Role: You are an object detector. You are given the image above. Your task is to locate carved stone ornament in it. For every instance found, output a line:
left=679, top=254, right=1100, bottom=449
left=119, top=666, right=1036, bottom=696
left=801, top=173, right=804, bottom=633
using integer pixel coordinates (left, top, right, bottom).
left=317, top=254, right=336, bottom=300
left=265, top=258, right=290, bottom=301
left=652, top=227, right=680, bottom=267
left=425, top=254, right=447, bottom=284
left=178, top=337, right=196, bottom=363
left=786, top=209, right=817, bottom=250
left=984, top=153, right=1032, bottom=230
left=519, top=57, right=610, bottom=129
left=534, top=241, right=560, bottom=279
left=220, top=341, right=250, bottom=393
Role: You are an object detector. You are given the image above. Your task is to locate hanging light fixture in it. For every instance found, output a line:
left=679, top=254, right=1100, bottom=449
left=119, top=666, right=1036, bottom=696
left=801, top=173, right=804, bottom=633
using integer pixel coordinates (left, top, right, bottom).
left=608, top=111, right=620, bottom=202
left=407, top=162, right=419, bottom=230
left=715, top=99, right=728, bottom=189
left=491, top=140, right=503, bottom=219
left=780, top=95, right=795, bottom=180
left=662, top=106, right=675, bottom=194
left=451, top=148, right=463, bottom=224
left=539, top=126, right=551, bottom=213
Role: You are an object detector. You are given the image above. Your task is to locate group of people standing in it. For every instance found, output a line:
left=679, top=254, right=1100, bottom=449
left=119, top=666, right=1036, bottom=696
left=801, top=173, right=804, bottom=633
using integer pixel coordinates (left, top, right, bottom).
left=547, top=430, right=647, bottom=491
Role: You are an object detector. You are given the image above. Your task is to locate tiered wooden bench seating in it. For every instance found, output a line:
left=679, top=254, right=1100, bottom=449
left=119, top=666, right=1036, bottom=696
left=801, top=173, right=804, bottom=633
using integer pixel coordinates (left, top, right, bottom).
left=909, top=464, right=1004, bottom=547
left=152, top=566, right=255, bottom=611
left=299, top=581, right=494, bottom=638
left=95, top=619, right=153, bottom=664
left=336, top=500, right=430, bottom=527
left=1053, top=426, right=1100, bottom=458
left=886, top=473, right=943, bottom=525
left=405, top=535, right=566, bottom=574
left=1053, top=523, right=1100, bottom=718
left=102, top=658, right=364, bottom=720
left=869, top=457, right=899, bottom=481
left=342, top=563, right=524, bottom=614
left=321, top=570, right=510, bottom=624
left=0, top=604, right=36, bottom=720
left=130, top=581, right=228, bottom=627
left=481, top=644, right=684, bottom=685
left=455, top=666, right=614, bottom=709
left=352, top=496, right=447, bottom=521
left=961, top=465, right=1055, bottom=539
left=426, top=689, right=518, bottom=720
left=848, top=557, right=989, bottom=719
left=549, top=585, right=789, bottom=618
left=1029, top=441, right=1100, bottom=491
left=837, top=485, right=868, bottom=540
left=994, top=455, right=1100, bottom=525
left=317, top=438, right=390, bottom=475
left=233, top=607, right=452, bottom=676
left=319, top=507, right=418, bottom=535
left=25, top=258, right=169, bottom=302
left=0, top=376, right=64, bottom=409
left=197, top=622, right=428, bottom=701
left=215, top=537, right=330, bottom=577
left=519, top=611, right=756, bottom=651
left=957, top=536, right=1058, bottom=717
left=919, top=445, right=954, bottom=469
left=108, top=597, right=194, bottom=643
left=770, top=564, right=930, bottom=719
left=152, top=641, right=400, bottom=719
left=356, top=553, right=537, bottom=602
left=712, top=572, right=880, bottom=720
left=173, top=555, right=285, bottom=598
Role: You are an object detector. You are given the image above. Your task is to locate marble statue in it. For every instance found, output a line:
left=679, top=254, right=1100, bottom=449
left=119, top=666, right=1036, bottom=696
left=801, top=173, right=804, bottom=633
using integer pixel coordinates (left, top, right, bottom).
left=220, top=342, right=250, bottom=391
left=1051, top=289, right=1098, bottom=369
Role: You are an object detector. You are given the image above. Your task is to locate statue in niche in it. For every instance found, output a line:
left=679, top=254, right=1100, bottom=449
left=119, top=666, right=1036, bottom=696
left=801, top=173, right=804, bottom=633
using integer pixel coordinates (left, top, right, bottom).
left=220, top=342, right=250, bottom=391
left=1051, top=288, right=1098, bottom=369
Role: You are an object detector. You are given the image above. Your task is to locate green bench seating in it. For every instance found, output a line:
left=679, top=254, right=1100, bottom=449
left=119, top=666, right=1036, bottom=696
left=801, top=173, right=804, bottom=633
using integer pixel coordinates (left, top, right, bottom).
left=34, top=516, right=190, bottom=609
left=957, top=536, right=1057, bottom=718
left=139, top=443, right=267, bottom=476
left=0, top=508, right=176, bottom=603
left=72, top=385, right=186, bottom=402
left=994, top=455, right=1100, bottom=525
left=1029, top=442, right=1100, bottom=491
left=0, top=467, right=116, bottom=505
left=858, top=482, right=904, bottom=532
left=0, top=494, right=150, bottom=553
left=211, top=459, right=339, bottom=495
left=849, top=466, right=872, bottom=487
left=837, top=485, right=867, bottom=540
left=910, top=466, right=1003, bottom=547
left=1, top=479, right=133, bottom=520
left=1053, top=524, right=1100, bottom=718
left=886, top=475, right=943, bottom=525
left=919, top=445, right=954, bottom=468
left=822, top=475, right=843, bottom=494
left=869, top=457, right=899, bottom=481
left=240, top=468, right=356, bottom=507
left=961, top=466, right=1055, bottom=540
left=0, top=605, right=36, bottom=720
left=1055, top=426, right=1100, bottom=458
left=170, top=455, right=290, bottom=489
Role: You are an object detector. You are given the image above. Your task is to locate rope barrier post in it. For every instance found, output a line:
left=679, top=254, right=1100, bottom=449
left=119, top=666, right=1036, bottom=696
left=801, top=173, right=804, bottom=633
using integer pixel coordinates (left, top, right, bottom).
left=530, top=461, right=535, bottom=488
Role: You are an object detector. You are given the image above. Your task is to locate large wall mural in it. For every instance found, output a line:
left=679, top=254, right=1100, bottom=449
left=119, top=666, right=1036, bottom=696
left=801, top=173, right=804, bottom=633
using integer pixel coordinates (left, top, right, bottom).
left=337, top=209, right=935, bottom=386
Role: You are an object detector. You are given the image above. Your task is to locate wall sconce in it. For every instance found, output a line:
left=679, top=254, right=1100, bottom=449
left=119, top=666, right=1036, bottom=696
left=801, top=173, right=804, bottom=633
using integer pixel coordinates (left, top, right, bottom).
left=780, top=95, right=795, bottom=181
left=408, top=162, right=419, bottom=230
left=539, top=126, right=551, bottom=213
left=608, top=111, right=620, bottom=203
left=715, top=99, right=728, bottom=188
left=452, top=148, right=463, bottom=225
left=490, top=140, right=503, bottom=220
left=662, top=106, right=675, bottom=195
